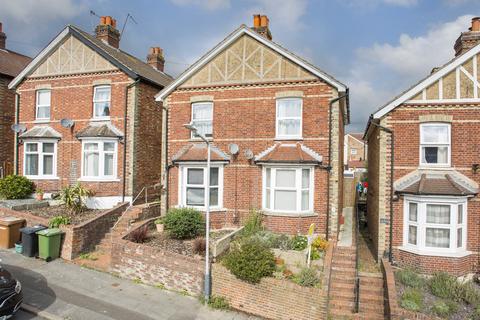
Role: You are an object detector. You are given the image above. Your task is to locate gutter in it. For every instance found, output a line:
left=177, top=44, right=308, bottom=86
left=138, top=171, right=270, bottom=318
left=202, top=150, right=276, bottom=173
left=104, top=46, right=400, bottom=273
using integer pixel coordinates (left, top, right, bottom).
left=326, top=92, right=348, bottom=240
left=370, top=121, right=394, bottom=263
left=122, top=79, right=140, bottom=203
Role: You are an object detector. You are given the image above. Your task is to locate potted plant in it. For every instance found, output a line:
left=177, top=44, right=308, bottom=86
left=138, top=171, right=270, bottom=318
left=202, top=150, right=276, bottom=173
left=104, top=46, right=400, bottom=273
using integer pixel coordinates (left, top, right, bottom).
left=154, top=217, right=164, bottom=232
left=35, top=189, right=44, bottom=201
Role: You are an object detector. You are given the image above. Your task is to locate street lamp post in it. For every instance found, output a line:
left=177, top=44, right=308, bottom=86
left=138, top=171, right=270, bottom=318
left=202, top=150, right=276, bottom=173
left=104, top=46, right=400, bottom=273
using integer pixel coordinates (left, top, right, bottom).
left=183, top=123, right=211, bottom=302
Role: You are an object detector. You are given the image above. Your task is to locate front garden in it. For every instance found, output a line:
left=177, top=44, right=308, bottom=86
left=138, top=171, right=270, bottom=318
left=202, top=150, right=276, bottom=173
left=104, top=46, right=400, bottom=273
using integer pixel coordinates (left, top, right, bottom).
left=396, top=268, right=480, bottom=319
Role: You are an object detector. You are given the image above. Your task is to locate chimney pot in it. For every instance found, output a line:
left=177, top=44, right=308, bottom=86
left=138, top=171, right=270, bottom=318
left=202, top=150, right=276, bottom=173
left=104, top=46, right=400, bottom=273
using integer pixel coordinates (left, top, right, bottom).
left=147, top=46, right=165, bottom=72
left=472, top=17, right=480, bottom=32
left=0, top=22, right=3, bottom=33
left=0, top=22, right=6, bottom=50
left=100, top=16, right=106, bottom=25
left=253, top=14, right=261, bottom=28
left=95, top=16, right=120, bottom=48
left=252, top=14, right=272, bottom=40
left=260, top=15, right=269, bottom=27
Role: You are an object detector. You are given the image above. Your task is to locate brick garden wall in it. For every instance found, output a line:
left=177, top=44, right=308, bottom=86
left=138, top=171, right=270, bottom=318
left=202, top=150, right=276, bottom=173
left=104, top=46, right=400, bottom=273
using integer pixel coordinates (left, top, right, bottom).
left=212, top=264, right=327, bottom=320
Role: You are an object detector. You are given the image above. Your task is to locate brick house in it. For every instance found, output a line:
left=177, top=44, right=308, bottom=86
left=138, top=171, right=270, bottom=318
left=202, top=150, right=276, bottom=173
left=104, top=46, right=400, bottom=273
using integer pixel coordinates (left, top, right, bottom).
left=0, top=22, right=31, bottom=177
left=365, top=17, right=480, bottom=275
left=344, top=133, right=367, bottom=171
left=156, top=15, right=349, bottom=236
left=8, top=16, right=172, bottom=208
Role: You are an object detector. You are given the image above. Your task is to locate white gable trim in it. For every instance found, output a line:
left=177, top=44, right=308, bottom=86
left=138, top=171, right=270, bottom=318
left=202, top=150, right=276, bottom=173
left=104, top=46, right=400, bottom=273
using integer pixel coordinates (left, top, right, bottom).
left=346, top=134, right=364, bottom=144
left=373, top=44, right=480, bottom=119
left=155, top=26, right=346, bottom=101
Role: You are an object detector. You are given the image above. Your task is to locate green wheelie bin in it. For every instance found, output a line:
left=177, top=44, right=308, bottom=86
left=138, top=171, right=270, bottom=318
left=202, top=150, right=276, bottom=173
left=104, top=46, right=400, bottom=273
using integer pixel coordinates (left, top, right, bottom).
left=36, top=228, right=63, bottom=261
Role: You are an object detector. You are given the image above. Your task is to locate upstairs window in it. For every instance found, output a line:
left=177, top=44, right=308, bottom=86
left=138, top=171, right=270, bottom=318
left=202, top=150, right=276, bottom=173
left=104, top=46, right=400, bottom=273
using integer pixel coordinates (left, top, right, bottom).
left=351, top=148, right=357, bottom=155
left=36, top=90, right=51, bottom=120
left=420, top=123, right=450, bottom=166
left=276, top=98, right=302, bottom=139
left=93, top=85, right=111, bottom=119
left=191, top=102, right=213, bottom=138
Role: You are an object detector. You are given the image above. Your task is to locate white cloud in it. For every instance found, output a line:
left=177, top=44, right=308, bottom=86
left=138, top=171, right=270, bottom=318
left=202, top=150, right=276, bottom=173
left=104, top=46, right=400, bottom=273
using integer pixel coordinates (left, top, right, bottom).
left=340, top=0, right=418, bottom=7
left=345, top=15, right=473, bottom=131
left=1, top=0, right=84, bottom=23
left=169, top=0, right=230, bottom=11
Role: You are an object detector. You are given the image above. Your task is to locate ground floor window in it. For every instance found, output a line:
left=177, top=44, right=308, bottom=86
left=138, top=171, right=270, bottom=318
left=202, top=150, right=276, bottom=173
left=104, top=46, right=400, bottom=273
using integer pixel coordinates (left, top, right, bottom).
left=81, top=140, right=118, bottom=181
left=262, top=166, right=314, bottom=213
left=24, top=141, right=57, bottom=179
left=403, top=196, right=467, bottom=255
left=178, top=165, right=223, bottom=209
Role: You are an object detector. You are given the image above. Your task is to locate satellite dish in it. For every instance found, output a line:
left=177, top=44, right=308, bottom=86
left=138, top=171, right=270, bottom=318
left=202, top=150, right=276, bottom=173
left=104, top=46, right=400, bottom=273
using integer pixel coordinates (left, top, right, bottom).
left=228, top=143, right=239, bottom=155
left=244, top=149, right=254, bottom=160
left=60, top=119, right=74, bottom=128
left=11, top=124, right=26, bottom=133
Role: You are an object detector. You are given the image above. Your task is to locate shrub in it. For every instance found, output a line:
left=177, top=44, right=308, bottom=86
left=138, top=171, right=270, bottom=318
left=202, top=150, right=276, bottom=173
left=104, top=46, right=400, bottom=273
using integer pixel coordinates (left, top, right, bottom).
left=292, top=267, right=321, bottom=287
left=431, top=300, right=458, bottom=318
left=396, top=268, right=425, bottom=289
left=429, top=272, right=463, bottom=301
left=49, top=215, right=71, bottom=228
left=61, top=183, right=94, bottom=214
left=242, top=210, right=263, bottom=236
left=291, top=235, right=308, bottom=251
left=193, top=237, right=206, bottom=254
left=312, top=236, right=329, bottom=252
left=129, top=226, right=149, bottom=243
left=154, top=217, right=164, bottom=224
left=462, top=281, right=480, bottom=305
left=310, top=248, right=321, bottom=260
left=223, top=238, right=275, bottom=283
left=400, top=288, right=423, bottom=311
left=250, top=231, right=292, bottom=250
left=207, top=295, right=230, bottom=310
left=163, top=208, right=205, bottom=239
left=0, top=175, right=34, bottom=200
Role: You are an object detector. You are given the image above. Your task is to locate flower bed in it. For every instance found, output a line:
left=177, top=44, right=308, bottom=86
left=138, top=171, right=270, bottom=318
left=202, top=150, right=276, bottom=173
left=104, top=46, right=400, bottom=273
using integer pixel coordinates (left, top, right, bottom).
left=25, top=204, right=104, bottom=225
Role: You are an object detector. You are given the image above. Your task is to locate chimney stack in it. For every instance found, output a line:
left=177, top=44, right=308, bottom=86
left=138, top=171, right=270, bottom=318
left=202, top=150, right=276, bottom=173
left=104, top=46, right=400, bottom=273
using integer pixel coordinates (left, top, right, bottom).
left=0, top=23, right=6, bottom=50
left=454, top=17, right=480, bottom=56
left=252, top=14, right=272, bottom=40
left=95, top=16, right=120, bottom=49
left=147, top=47, right=165, bottom=72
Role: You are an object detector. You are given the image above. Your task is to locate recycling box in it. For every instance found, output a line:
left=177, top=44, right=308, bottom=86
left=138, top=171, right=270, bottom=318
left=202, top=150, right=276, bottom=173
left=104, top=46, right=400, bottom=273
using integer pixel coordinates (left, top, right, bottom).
left=0, top=217, right=26, bottom=249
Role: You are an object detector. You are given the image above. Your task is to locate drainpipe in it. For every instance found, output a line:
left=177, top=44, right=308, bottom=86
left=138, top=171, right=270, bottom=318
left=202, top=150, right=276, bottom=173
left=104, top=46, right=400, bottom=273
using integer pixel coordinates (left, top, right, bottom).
left=162, top=105, right=170, bottom=212
left=326, top=92, right=347, bottom=240
left=370, top=121, right=394, bottom=263
left=14, top=93, right=20, bottom=175
left=122, top=79, right=140, bottom=203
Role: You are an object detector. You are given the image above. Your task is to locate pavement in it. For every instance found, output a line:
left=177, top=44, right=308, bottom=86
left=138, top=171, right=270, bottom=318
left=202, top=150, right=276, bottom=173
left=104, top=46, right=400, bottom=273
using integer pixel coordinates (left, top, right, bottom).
left=0, top=249, right=256, bottom=320
left=14, top=310, right=44, bottom=319
left=338, top=207, right=353, bottom=247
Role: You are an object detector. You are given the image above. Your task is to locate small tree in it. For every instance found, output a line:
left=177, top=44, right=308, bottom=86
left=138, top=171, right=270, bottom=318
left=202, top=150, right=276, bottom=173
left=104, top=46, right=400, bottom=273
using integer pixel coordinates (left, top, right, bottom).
left=61, top=183, right=94, bottom=214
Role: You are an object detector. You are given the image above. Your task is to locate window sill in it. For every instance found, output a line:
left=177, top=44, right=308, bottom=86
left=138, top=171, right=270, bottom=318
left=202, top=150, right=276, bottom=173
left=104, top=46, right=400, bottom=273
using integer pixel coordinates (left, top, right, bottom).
left=262, top=210, right=316, bottom=217
left=78, top=178, right=120, bottom=182
left=90, top=117, right=111, bottom=122
left=274, top=137, right=303, bottom=141
left=175, top=205, right=225, bottom=212
left=24, top=176, right=59, bottom=180
left=33, top=119, right=50, bottom=124
left=398, top=246, right=473, bottom=258
left=418, top=165, right=452, bottom=170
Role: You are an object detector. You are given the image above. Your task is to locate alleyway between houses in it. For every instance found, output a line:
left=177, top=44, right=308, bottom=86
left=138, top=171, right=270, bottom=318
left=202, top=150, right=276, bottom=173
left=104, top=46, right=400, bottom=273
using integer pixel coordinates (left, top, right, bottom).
left=0, top=249, right=256, bottom=320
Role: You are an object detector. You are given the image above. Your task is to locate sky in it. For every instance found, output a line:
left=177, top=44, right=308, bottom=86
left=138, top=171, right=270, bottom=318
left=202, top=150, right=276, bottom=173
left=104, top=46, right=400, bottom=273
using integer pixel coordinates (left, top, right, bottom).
left=2, top=0, right=480, bottom=133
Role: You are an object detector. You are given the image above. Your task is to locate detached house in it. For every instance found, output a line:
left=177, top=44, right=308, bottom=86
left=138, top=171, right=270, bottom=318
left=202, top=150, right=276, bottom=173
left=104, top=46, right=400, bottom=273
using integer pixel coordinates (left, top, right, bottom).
left=365, top=17, right=480, bottom=275
left=157, top=15, right=349, bottom=236
left=0, top=23, right=31, bottom=177
left=9, top=16, right=172, bottom=208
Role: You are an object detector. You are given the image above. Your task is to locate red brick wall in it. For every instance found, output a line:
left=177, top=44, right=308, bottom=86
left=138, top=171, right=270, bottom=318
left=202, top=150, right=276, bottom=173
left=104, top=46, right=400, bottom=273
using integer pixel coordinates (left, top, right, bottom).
left=0, top=75, right=15, bottom=172
left=377, top=104, right=480, bottom=274
left=166, top=81, right=336, bottom=235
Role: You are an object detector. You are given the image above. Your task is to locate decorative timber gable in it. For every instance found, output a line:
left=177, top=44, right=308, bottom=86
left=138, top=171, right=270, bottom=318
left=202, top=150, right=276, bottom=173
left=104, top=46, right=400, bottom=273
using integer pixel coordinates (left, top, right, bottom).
left=180, top=34, right=316, bottom=88
left=30, top=35, right=116, bottom=78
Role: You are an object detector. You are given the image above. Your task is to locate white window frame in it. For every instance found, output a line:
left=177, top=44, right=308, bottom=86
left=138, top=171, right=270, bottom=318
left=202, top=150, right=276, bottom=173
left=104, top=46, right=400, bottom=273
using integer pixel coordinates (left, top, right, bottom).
left=351, top=148, right=357, bottom=155
left=191, top=102, right=213, bottom=139
left=275, top=98, right=303, bottom=140
left=35, top=90, right=51, bottom=121
left=93, top=85, right=111, bottom=120
left=419, top=123, right=451, bottom=167
left=403, top=196, right=468, bottom=256
left=178, top=164, right=224, bottom=210
left=262, top=165, right=314, bottom=214
left=23, top=140, right=58, bottom=179
left=80, top=139, right=118, bottom=181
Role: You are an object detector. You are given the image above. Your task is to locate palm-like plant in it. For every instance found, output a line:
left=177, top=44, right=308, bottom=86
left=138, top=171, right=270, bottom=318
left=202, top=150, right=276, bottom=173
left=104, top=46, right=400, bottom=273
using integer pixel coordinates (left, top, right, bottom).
left=61, top=183, right=94, bottom=214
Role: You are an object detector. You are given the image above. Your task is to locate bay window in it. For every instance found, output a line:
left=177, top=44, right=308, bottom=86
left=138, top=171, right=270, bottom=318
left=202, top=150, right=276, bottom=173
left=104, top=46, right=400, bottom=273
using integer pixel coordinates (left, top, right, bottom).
left=403, top=197, right=467, bottom=256
left=263, top=167, right=313, bottom=213
left=81, top=140, right=117, bottom=180
left=93, top=85, right=111, bottom=119
left=191, top=102, right=213, bottom=138
left=24, top=141, right=57, bottom=178
left=420, top=123, right=450, bottom=166
left=179, top=165, right=223, bottom=209
left=276, top=98, right=302, bottom=139
left=36, top=90, right=51, bottom=120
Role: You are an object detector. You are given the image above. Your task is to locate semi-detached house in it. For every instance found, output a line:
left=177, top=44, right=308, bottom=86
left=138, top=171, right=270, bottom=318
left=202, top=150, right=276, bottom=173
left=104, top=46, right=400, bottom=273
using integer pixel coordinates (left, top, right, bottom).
left=365, top=17, right=480, bottom=275
left=9, top=16, right=172, bottom=208
left=157, top=15, right=349, bottom=236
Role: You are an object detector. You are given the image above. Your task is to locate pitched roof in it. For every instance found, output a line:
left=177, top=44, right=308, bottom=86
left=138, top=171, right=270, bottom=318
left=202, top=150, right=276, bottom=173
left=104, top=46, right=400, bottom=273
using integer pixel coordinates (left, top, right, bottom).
left=155, top=25, right=348, bottom=106
left=172, top=143, right=230, bottom=163
left=75, top=123, right=123, bottom=139
left=347, top=160, right=366, bottom=169
left=347, top=133, right=365, bottom=143
left=9, top=25, right=173, bottom=89
left=0, top=49, right=31, bottom=78
left=255, top=143, right=323, bottom=164
left=394, top=170, right=478, bottom=196
left=19, top=126, right=62, bottom=139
